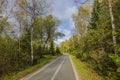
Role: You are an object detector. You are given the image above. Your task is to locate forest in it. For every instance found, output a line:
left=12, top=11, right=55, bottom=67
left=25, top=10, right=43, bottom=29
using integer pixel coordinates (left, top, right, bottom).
left=0, top=0, right=62, bottom=78
left=0, top=0, right=120, bottom=80
left=60, top=0, right=120, bottom=80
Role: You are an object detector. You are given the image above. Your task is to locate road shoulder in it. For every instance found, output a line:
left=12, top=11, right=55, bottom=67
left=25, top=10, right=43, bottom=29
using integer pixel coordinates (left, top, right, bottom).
left=69, top=55, right=80, bottom=80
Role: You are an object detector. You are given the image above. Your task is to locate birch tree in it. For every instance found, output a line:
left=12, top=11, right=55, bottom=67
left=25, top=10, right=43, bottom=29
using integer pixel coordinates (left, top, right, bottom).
left=108, top=0, right=117, bottom=55
left=19, top=0, right=49, bottom=64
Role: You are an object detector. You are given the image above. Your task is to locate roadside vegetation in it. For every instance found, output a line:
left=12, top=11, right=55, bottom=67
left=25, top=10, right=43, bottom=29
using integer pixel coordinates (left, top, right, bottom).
left=71, top=55, right=103, bottom=80
left=60, top=0, right=120, bottom=80
left=0, top=0, right=63, bottom=79
left=1, top=55, right=60, bottom=80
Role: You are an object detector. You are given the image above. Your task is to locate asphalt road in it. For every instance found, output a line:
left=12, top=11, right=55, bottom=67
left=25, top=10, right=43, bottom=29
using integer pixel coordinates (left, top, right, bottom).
left=21, top=54, right=77, bottom=80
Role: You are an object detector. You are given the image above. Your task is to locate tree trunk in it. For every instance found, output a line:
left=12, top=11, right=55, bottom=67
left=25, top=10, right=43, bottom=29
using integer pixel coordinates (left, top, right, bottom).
left=18, top=23, right=21, bottom=65
left=40, top=35, right=50, bottom=58
left=108, top=0, right=117, bottom=55
left=31, top=27, right=34, bottom=64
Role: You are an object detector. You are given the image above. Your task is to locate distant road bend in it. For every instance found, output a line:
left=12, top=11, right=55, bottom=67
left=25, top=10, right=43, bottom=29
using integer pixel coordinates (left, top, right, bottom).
left=20, top=54, right=79, bottom=80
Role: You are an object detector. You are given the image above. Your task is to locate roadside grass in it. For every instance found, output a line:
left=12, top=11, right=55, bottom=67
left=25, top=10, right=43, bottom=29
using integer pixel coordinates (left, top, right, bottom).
left=71, top=55, right=104, bottom=80
left=1, top=54, right=60, bottom=80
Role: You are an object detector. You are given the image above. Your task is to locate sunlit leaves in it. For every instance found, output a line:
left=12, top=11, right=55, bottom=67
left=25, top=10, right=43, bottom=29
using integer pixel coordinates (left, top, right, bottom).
left=0, top=17, right=11, bottom=34
left=73, top=4, right=90, bottom=36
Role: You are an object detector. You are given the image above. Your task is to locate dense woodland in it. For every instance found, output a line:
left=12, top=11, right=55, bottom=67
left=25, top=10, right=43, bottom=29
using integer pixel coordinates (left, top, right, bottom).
left=0, top=0, right=62, bottom=78
left=60, top=0, right=120, bottom=80
left=0, top=0, right=120, bottom=80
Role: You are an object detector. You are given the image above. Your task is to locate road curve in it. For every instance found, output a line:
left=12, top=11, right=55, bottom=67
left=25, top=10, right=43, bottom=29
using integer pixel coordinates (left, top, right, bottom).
left=20, top=54, right=78, bottom=80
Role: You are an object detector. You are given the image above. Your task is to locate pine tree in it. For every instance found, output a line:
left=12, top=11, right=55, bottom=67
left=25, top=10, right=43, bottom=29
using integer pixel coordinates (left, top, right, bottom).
left=49, top=39, right=55, bottom=55
left=56, top=46, right=61, bottom=54
left=90, top=0, right=100, bottom=29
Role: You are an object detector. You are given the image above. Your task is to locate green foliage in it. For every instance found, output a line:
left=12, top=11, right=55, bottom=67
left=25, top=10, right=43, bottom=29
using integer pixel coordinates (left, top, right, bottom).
left=109, top=54, right=120, bottom=68
left=0, top=17, right=11, bottom=34
left=71, top=55, right=103, bottom=80
left=49, top=40, right=55, bottom=55
left=90, top=0, right=100, bottom=29
left=60, top=0, right=120, bottom=80
left=0, top=5, right=63, bottom=79
left=0, top=35, right=19, bottom=76
left=1, top=55, right=58, bottom=80
left=55, top=46, right=61, bottom=54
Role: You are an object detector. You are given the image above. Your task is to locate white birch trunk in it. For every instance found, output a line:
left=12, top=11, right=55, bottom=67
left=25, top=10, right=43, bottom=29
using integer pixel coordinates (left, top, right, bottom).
left=31, top=27, right=34, bottom=64
left=108, top=0, right=117, bottom=55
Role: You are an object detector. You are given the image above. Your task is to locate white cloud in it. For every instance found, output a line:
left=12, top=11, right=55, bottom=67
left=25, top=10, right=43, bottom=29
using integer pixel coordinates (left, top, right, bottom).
left=52, top=6, right=77, bottom=20
left=59, top=29, right=71, bottom=38
left=50, top=0, right=77, bottom=20
left=64, top=6, right=77, bottom=19
left=48, top=0, right=77, bottom=45
left=54, top=39, right=65, bottom=46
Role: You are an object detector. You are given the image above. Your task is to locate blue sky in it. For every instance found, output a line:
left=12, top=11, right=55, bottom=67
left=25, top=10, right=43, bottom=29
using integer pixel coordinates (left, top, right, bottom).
left=6, top=0, right=77, bottom=41
left=49, top=0, right=78, bottom=45
left=7, top=0, right=92, bottom=45
left=49, top=0, right=93, bottom=45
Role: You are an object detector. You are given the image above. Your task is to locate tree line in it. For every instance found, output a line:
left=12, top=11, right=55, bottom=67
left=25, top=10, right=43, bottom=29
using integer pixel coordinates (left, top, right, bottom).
left=0, top=0, right=62, bottom=77
left=60, top=0, right=120, bottom=80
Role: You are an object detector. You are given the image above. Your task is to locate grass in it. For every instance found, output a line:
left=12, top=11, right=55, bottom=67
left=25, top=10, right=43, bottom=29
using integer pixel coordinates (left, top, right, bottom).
left=71, top=55, right=104, bottom=80
left=1, top=54, right=60, bottom=80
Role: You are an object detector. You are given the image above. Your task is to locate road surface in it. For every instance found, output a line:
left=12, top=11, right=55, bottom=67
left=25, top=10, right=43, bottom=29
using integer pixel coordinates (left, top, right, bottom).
left=21, top=54, right=78, bottom=80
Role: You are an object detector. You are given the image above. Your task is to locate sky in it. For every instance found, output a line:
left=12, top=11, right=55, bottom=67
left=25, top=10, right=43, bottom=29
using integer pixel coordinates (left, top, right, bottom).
left=49, top=0, right=78, bottom=45
left=49, top=0, right=93, bottom=45
left=8, top=0, right=77, bottom=43
left=7, top=0, right=92, bottom=45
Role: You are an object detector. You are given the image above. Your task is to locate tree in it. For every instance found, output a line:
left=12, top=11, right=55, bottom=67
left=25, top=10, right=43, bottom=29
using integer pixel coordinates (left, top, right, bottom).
left=49, top=39, right=55, bottom=55
left=18, top=0, right=49, bottom=64
left=61, top=0, right=120, bottom=79
left=90, top=0, right=100, bottom=29
left=108, top=0, right=117, bottom=55
left=73, top=4, right=90, bottom=36
left=0, top=0, right=64, bottom=78
left=55, top=46, right=61, bottom=54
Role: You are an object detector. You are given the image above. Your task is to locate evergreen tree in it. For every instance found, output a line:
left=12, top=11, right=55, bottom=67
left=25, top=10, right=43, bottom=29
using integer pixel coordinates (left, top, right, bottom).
left=55, top=46, right=61, bottom=54
left=49, top=39, right=55, bottom=55
left=90, top=0, right=100, bottom=29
